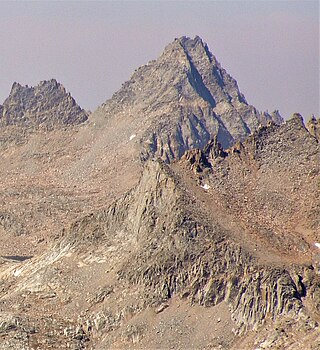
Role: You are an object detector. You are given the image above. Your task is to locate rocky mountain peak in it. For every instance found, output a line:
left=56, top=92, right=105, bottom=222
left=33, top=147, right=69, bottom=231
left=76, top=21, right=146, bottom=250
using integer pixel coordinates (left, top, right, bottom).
left=0, top=79, right=89, bottom=130
left=289, top=112, right=304, bottom=124
left=164, top=36, right=216, bottom=67
left=10, top=81, right=23, bottom=93
left=8, top=79, right=67, bottom=100
left=159, top=35, right=246, bottom=107
left=95, top=35, right=283, bottom=163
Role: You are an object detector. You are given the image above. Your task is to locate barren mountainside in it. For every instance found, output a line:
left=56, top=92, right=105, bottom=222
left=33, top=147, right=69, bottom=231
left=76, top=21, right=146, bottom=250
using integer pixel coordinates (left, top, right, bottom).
left=1, top=116, right=319, bottom=349
left=0, top=36, right=285, bottom=250
left=0, top=36, right=319, bottom=350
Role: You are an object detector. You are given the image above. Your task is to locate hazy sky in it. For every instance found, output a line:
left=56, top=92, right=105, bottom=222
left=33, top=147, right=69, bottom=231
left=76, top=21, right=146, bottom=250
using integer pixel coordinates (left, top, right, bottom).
left=0, top=1, right=319, bottom=119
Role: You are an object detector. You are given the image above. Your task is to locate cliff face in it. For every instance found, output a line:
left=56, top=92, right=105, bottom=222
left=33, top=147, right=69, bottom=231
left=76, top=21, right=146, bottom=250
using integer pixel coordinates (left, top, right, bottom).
left=0, top=79, right=88, bottom=129
left=106, top=162, right=304, bottom=332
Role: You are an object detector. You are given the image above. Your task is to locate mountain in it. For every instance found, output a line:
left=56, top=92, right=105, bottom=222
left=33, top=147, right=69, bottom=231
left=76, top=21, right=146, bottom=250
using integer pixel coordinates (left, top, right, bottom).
left=92, top=36, right=282, bottom=162
left=0, top=79, right=88, bottom=129
left=0, top=36, right=318, bottom=349
left=57, top=35, right=284, bottom=205
left=0, top=80, right=90, bottom=252
left=1, top=114, right=318, bottom=350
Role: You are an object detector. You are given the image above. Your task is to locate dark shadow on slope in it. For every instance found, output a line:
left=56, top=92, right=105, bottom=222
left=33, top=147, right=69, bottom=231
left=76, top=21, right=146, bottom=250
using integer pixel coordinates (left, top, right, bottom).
left=185, top=55, right=216, bottom=108
left=2, top=255, right=33, bottom=262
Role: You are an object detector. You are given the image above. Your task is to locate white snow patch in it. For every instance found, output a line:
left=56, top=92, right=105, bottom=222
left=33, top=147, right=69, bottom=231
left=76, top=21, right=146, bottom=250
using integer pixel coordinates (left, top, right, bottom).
left=129, top=134, right=136, bottom=141
left=314, top=243, right=320, bottom=249
left=13, top=269, right=22, bottom=277
left=200, top=183, right=211, bottom=190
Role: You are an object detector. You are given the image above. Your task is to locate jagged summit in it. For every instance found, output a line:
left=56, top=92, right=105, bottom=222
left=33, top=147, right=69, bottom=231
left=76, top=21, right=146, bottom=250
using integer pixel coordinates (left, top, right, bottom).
left=164, top=35, right=247, bottom=106
left=0, top=79, right=89, bottom=129
left=96, top=35, right=283, bottom=162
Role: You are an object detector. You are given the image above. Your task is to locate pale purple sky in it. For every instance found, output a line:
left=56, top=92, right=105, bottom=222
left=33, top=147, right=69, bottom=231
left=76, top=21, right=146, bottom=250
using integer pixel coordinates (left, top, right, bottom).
left=0, top=1, right=319, bottom=119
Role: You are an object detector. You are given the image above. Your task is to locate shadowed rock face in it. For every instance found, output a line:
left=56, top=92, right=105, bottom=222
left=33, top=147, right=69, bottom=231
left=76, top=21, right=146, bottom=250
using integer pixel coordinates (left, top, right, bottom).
left=0, top=79, right=88, bottom=129
left=94, top=36, right=283, bottom=162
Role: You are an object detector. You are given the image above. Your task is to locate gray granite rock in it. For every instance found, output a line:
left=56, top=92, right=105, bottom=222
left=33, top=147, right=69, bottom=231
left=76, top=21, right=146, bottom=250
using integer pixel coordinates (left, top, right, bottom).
left=95, top=36, right=283, bottom=162
left=0, top=79, right=88, bottom=130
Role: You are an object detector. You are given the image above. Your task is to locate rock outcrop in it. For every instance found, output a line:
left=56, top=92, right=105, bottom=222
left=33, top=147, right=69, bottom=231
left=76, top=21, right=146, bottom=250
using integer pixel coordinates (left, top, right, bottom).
left=183, top=113, right=320, bottom=248
left=307, top=115, right=320, bottom=141
left=0, top=79, right=88, bottom=129
left=40, top=113, right=317, bottom=348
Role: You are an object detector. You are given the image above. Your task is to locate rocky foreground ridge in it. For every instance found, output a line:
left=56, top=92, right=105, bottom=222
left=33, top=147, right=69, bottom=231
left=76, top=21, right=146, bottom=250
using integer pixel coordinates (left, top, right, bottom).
left=0, top=114, right=319, bottom=349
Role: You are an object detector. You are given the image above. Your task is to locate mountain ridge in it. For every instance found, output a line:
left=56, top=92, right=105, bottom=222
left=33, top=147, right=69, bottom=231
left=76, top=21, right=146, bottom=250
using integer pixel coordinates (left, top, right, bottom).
left=2, top=114, right=316, bottom=349
left=0, top=35, right=318, bottom=350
